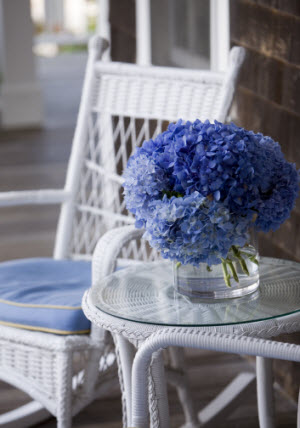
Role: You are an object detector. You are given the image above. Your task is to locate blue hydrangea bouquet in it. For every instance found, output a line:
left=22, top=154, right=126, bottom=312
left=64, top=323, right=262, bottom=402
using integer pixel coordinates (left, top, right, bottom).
left=123, top=120, right=299, bottom=295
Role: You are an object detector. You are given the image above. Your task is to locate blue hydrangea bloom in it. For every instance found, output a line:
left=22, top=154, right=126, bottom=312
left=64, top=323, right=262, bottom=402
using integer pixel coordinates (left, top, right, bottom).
left=144, top=192, right=250, bottom=266
left=123, top=120, right=299, bottom=265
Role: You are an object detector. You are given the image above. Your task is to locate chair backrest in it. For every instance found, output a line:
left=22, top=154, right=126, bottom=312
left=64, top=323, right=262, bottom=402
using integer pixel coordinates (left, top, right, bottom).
left=54, top=36, right=245, bottom=261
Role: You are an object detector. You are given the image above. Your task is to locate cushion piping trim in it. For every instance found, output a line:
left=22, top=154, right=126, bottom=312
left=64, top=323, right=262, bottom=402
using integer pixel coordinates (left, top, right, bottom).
left=0, top=298, right=82, bottom=310
left=0, top=320, right=90, bottom=335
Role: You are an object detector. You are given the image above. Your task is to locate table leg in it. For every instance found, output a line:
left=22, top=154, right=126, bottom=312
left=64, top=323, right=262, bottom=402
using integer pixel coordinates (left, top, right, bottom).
left=256, top=357, right=275, bottom=428
left=131, top=330, right=300, bottom=428
left=148, top=350, right=170, bottom=428
left=114, top=334, right=136, bottom=427
left=132, top=348, right=169, bottom=428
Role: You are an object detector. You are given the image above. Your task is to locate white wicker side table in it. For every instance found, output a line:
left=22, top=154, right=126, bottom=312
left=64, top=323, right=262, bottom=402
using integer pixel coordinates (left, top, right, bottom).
left=83, top=257, right=300, bottom=428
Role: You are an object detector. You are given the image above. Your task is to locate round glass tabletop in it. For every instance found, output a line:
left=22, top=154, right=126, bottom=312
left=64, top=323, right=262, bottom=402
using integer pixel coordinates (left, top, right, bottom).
left=91, top=257, right=300, bottom=327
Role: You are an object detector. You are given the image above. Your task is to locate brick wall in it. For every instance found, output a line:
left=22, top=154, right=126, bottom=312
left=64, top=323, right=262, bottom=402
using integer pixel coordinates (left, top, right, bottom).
left=230, top=0, right=300, bottom=262
left=230, top=0, right=300, bottom=401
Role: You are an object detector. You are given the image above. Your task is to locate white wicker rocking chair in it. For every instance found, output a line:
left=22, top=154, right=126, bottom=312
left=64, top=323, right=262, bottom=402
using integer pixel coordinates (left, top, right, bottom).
left=0, top=35, right=245, bottom=428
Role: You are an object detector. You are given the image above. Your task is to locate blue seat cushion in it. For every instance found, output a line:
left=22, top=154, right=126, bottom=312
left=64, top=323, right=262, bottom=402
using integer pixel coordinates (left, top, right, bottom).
left=0, top=258, right=92, bottom=335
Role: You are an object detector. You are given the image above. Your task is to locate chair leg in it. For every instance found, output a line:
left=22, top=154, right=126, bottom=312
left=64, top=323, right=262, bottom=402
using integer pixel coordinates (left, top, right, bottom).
left=256, top=357, right=275, bottom=428
left=56, top=353, right=73, bottom=428
left=168, top=347, right=200, bottom=428
left=0, top=401, right=51, bottom=427
left=148, top=350, right=170, bottom=428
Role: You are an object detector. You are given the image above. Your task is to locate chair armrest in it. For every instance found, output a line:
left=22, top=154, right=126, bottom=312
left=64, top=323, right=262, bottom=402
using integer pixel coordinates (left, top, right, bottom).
left=0, top=189, right=70, bottom=207
left=92, top=225, right=144, bottom=285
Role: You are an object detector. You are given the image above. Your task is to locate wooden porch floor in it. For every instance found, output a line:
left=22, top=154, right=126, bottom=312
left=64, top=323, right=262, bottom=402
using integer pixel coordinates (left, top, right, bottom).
left=0, top=53, right=297, bottom=427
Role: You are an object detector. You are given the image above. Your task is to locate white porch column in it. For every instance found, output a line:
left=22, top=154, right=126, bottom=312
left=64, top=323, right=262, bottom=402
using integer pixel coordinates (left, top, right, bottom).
left=135, top=0, right=151, bottom=66
left=0, top=0, right=43, bottom=128
left=64, top=0, right=87, bottom=35
left=210, top=0, right=230, bottom=72
left=97, top=0, right=111, bottom=61
left=44, top=0, right=64, bottom=33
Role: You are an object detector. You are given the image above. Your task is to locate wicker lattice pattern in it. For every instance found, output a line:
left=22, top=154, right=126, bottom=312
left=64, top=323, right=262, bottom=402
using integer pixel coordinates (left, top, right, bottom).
left=0, top=335, right=117, bottom=415
left=93, top=63, right=226, bottom=121
left=68, top=60, right=237, bottom=261
left=0, top=340, right=59, bottom=402
left=70, top=113, right=164, bottom=261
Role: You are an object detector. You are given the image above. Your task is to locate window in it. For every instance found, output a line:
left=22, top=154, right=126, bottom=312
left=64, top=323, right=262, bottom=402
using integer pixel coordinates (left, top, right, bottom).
left=150, top=0, right=230, bottom=71
left=169, top=0, right=210, bottom=69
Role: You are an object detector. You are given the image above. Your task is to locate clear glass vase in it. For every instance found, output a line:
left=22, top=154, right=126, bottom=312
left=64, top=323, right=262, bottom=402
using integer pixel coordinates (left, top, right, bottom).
left=173, top=233, right=259, bottom=300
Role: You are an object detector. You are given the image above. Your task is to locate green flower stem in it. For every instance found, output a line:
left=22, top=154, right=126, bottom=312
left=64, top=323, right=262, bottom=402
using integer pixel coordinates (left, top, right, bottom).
left=240, top=250, right=252, bottom=257
left=239, top=257, right=250, bottom=276
left=240, top=250, right=259, bottom=265
left=231, top=245, right=250, bottom=276
left=221, top=258, right=231, bottom=287
left=226, top=258, right=239, bottom=283
left=162, top=190, right=184, bottom=198
left=248, top=255, right=259, bottom=265
left=231, top=245, right=240, bottom=258
left=175, top=262, right=181, bottom=269
left=202, top=244, right=258, bottom=288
